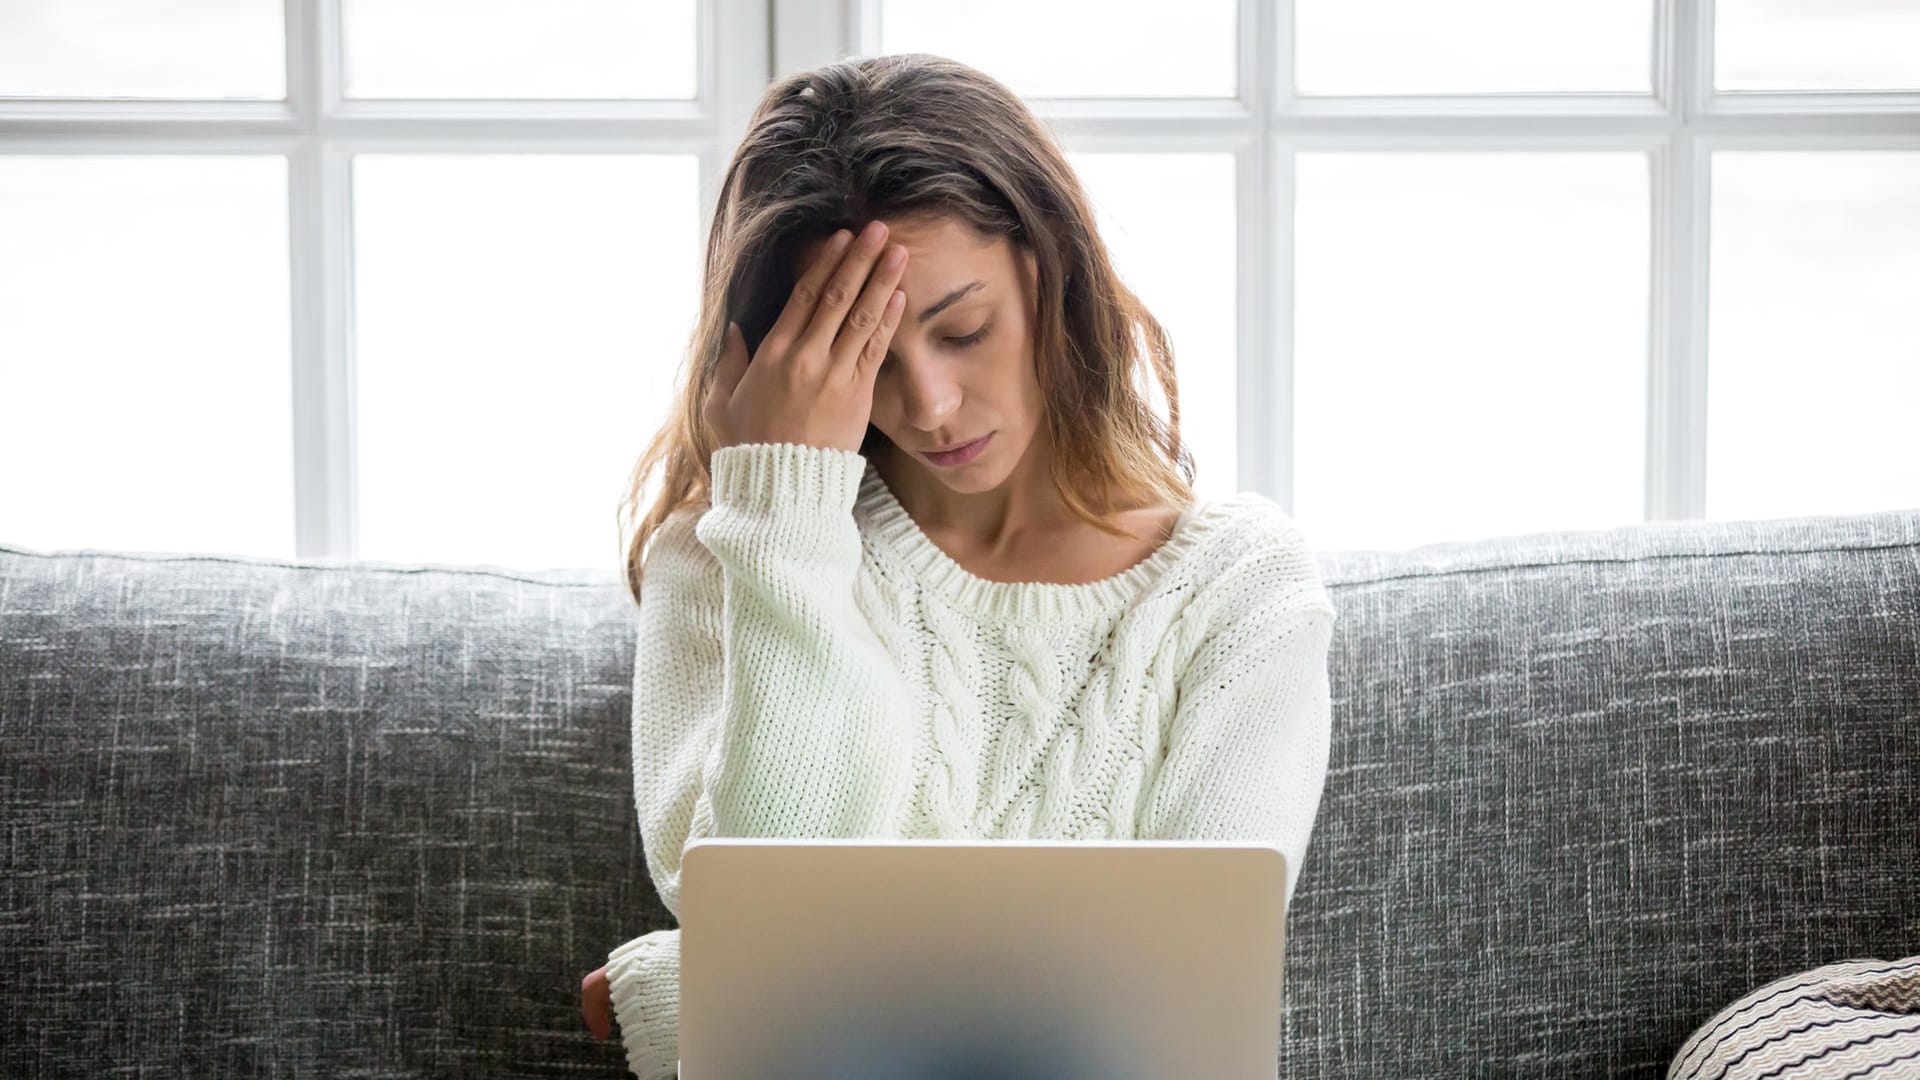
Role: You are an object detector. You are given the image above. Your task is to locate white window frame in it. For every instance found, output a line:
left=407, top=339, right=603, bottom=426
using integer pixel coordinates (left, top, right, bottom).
left=778, top=0, right=1920, bottom=520
left=3, top=1, right=1916, bottom=560
left=0, top=0, right=769, bottom=560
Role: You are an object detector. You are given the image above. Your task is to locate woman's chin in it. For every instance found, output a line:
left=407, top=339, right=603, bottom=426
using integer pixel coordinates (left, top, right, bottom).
left=931, top=469, right=1001, bottom=495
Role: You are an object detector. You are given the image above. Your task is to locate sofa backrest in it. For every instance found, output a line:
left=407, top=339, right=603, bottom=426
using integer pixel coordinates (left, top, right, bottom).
left=0, top=548, right=661, bottom=1076
left=1289, top=508, right=1920, bottom=1076
left=2, top=507, right=1916, bottom=1077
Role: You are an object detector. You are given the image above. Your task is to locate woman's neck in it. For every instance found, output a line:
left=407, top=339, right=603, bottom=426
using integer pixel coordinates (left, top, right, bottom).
left=872, top=435, right=1072, bottom=551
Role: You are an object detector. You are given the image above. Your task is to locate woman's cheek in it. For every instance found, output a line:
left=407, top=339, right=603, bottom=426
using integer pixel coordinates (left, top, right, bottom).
left=866, top=393, right=902, bottom=440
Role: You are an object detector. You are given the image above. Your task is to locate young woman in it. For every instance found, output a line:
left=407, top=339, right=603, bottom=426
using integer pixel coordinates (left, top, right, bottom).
left=580, top=53, right=1339, bottom=1080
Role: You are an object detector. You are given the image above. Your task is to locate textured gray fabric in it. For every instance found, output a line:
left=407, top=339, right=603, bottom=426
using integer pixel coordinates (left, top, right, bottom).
left=0, top=548, right=663, bottom=1077
left=1287, top=509, right=1920, bottom=1077
left=3, top=507, right=1917, bottom=1078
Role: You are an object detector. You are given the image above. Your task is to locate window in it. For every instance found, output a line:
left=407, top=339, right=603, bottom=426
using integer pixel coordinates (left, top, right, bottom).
left=3, top=0, right=1914, bottom=566
left=860, top=0, right=1920, bottom=553
left=1, top=0, right=752, bottom=570
left=0, top=155, right=294, bottom=555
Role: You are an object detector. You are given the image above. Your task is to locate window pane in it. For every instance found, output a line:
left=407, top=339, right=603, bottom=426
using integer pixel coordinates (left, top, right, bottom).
left=1295, top=0, right=1650, bottom=96
left=0, top=0, right=283, bottom=99
left=351, top=154, right=699, bottom=571
left=1705, top=153, right=1920, bottom=522
left=1068, top=153, right=1238, bottom=500
left=341, top=0, right=694, bottom=99
left=0, top=156, right=293, bottom=557
left=879, top=0, right=1236, bottom=98
left=1293, top=152, right=1649, bottom=552
left=1717, top=0, right=1920, bottom=92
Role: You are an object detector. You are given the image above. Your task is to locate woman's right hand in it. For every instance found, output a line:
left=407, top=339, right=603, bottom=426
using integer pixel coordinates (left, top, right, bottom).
left=704, top=219, right=911, bottom=455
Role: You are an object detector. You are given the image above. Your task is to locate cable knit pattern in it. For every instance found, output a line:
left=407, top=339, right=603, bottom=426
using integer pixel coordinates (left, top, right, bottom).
left=604, top=441, right=1338, bottom=1079
left=919, top=591, right=983, bottom=835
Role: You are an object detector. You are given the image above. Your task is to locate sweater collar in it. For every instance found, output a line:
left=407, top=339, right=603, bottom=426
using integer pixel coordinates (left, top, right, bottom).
left=852, top=456, right=1232, bottom=622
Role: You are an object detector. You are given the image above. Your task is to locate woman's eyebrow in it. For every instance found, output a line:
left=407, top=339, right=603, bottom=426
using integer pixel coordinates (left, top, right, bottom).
left=915, top=280, right=986, bottom=325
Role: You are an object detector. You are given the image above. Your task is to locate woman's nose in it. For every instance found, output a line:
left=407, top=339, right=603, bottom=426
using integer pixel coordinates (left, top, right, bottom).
left=895, top=358, right=962, bottom=431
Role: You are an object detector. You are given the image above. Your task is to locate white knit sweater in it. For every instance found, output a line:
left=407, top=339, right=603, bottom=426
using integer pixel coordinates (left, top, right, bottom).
left=604, top=440, right=1338, bottom=1080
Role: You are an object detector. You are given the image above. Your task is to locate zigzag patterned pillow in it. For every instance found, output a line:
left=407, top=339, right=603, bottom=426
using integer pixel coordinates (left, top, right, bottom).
left=1669, top=955, right=1920, bottom=1079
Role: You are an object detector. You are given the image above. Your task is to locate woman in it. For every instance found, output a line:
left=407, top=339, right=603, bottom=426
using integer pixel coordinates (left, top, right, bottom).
left=581, top=53, right=1339, bottom=1080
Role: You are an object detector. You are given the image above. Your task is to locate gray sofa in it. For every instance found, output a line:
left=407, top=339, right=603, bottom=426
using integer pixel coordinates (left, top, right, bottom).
left=3, top=507, right=1916, bottom=1078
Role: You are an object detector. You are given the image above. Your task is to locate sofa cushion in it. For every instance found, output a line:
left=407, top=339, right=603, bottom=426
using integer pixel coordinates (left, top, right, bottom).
left=1281, top=508, right=1920, bottom=1077
left=3, top=505, right=1917, bottom=1078
left=0, top=544, right=656, bottom=1077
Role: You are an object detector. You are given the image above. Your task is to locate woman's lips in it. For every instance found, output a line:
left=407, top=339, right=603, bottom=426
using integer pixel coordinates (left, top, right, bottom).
left=924, top=432, right=993, bottom=467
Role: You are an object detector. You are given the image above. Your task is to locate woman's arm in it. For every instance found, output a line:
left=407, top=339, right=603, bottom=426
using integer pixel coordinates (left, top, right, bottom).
left=1134, top=530, right=1339, bottom=912
left=687, top=441, right=920, bottom=842
left=603, top=440, right=919, bottom=1080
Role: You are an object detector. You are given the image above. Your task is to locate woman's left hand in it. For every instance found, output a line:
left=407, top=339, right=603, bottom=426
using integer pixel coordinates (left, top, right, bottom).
left=581, top=964, right=613, bottom=1040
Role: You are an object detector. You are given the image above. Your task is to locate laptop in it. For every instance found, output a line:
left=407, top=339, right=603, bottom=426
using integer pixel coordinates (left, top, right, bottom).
left=677, top=837, right=1291, bottom=1080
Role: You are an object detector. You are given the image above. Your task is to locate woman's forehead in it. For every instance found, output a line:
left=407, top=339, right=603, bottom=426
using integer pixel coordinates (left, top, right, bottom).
left=790, top=215, right=1001, bottom=275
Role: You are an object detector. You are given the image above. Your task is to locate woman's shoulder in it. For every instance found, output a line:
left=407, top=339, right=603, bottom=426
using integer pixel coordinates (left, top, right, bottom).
left=638, top=506, right=721, bottom=589
left=1177, top=493, right=1337, bottom=624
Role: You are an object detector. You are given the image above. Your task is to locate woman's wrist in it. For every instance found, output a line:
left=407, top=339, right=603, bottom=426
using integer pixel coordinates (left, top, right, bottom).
left=708, top=441, right=867, bottom=517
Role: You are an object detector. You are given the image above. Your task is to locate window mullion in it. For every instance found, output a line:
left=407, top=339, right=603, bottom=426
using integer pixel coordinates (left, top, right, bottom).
left=1646, top=0, right=1711, bottom=522
left=288, top=0, right=356, bottom=558
left=771, top=0, right=859, bottom=76
left=701, top=0, right=772, bottom=230
left=1242, top=0, right=1286, bottom=508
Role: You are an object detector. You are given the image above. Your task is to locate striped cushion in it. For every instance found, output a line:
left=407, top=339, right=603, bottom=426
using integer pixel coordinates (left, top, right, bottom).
left=1669, top=956, right=1920, bottom=1079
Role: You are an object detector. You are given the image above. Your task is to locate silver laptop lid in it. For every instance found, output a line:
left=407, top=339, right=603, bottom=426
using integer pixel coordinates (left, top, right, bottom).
left=679, top=838, right=1289, bottom=1080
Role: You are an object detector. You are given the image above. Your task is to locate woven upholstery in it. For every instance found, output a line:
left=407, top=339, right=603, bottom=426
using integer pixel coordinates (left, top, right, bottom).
left=3, top=507, right=1916, bottom=1077
left=0, top=550, right=664, bottom=1076
left=1286, top=511, right=1920, bottom=1076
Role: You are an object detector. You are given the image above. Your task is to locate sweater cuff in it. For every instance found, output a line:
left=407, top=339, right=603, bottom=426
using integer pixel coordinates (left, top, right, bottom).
left=606, top=930, right=681, bottom=1080
left=709, top=442, right=867, bottom=517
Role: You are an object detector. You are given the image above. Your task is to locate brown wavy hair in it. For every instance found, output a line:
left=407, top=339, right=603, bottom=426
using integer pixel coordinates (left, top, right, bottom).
left=616, top=52, right=1195, bottom=606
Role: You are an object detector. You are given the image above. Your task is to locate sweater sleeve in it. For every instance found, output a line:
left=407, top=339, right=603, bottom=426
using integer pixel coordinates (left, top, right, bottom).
left=1134, top=526, right=1339, bottom=913
left=603, top=441, right=920, bottom=1080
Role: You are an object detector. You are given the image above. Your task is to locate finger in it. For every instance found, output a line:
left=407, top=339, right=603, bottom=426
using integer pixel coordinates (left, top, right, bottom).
left=703, top=321, right=749, bottom=428
left=715, top=321, right=750, bottom=396
left=582, top=970, right=612, bottom=1040
left=833, top=243, right=908, bottom=375
left=796, top=221, right=891, bottom=369
left=854, top=288, right=907, bottom=386
left=584, top=996, right=609, bottom=1041
left=761, top=228, right=854, bottom=365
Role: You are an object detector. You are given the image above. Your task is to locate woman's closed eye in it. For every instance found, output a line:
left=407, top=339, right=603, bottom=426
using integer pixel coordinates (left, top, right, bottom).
left=948, top=320, right=992, bottom=348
